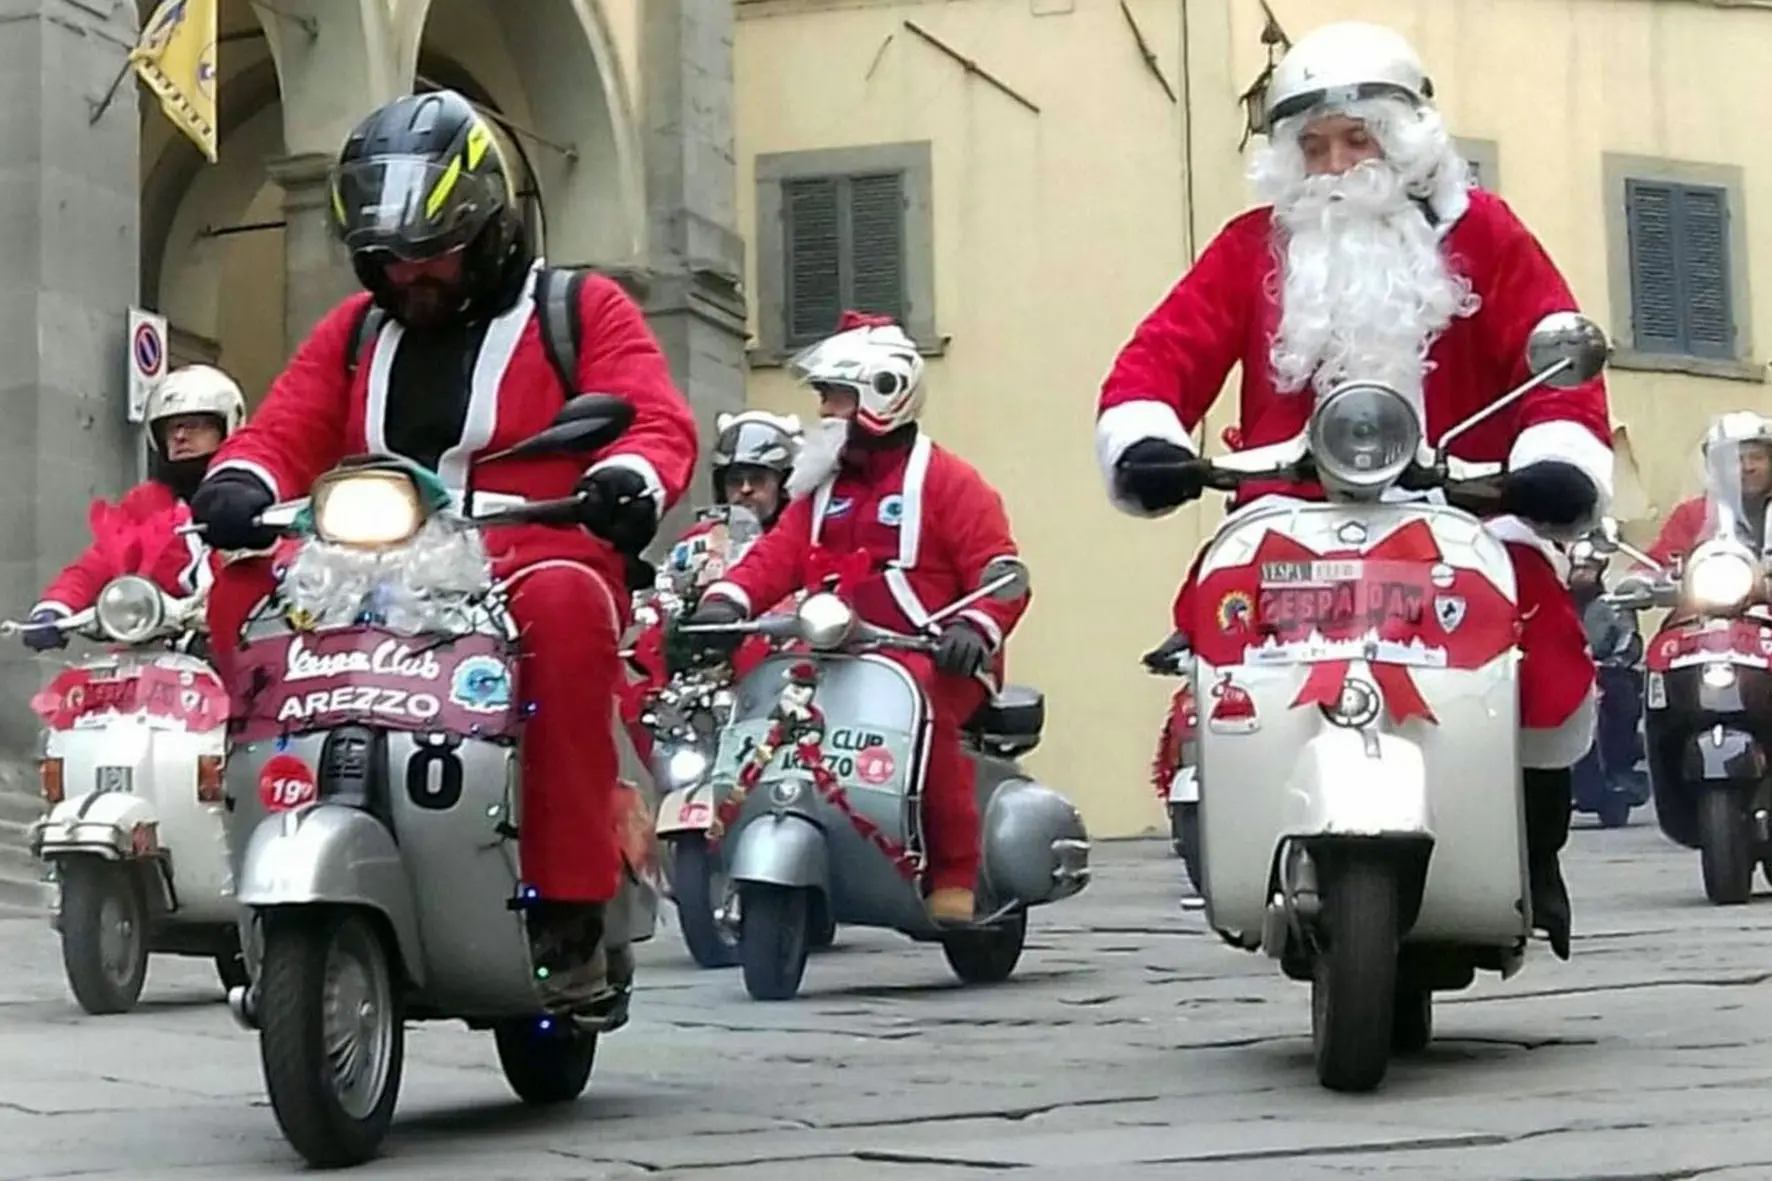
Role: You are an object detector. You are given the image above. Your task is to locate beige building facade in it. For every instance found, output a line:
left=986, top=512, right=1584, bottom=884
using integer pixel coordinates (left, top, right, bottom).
left=733, top=0, right=1772, bottom=837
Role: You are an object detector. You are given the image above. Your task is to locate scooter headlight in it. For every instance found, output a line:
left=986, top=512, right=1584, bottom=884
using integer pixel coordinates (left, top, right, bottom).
left=95, top=575, right=165, bottom=644
left=1309, top=381, right=1422, bottom=496
left=311, top=469, right=426, bottom=549
left=796, top=592, right=855, bottom=650
left=1685, top=540, right=1759, bottom=612
left=664, top=745, right=710, bottom=788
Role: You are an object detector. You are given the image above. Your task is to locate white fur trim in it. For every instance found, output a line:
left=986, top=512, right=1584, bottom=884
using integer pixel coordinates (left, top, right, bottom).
left=1094, top=399, right=1195, bottom=519
left=808, top=480, right=834, bottom=547
left=1508, top=419, right=1615, bottom=532
left=957, top=608, right=1003, bottom=651
left=178, top=529, right=207, bottom=594
left=703, top=581, right=752, bottom=615
left=208, top=459, right=279, bottom=501
left=1430, top=185, right=1471, bottom=237
left=1521, top=685, right=1597, bottom=770
left=30, top=601, right=72, bottom=618
left=1485, top=513, right=1566, bottom=580
left=883, top=566, right=932, bottom=628
left=585, top=455, right=667, bottom=523
left=899, top=433, right=933, bottom=566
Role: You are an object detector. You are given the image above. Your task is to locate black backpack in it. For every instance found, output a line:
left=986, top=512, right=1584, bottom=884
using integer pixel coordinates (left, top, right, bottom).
left=345, top=266, right=588, bottom=393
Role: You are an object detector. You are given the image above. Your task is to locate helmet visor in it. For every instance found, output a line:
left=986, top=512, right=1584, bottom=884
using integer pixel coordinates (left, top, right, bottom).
left=332, top=154, right=504, bottom=262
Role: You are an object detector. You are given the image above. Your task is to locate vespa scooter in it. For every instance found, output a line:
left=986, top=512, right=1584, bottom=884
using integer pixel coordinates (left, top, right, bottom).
left=683, top=558, right=1091, bottom=1002
left=1125, top=312, right=1611, bottom=1092
left=1603, top=427, right=1772, bottom=904
left=3, top=576, right=241, bottom=1015
left=212, top=395, right=657, bottom=1168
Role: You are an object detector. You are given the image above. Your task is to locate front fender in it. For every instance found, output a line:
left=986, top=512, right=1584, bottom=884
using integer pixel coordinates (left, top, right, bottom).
left=1681, top=727, right=1766, bottom=784
left=725, top=813, right=830, bottom=891
left=31, top=792, right=160, bottom=860
left=1280, top=728, right=1434, bottom=839
left=236, top=805, right=425, bottom=985
left=655, top=783, right=715, bottom=835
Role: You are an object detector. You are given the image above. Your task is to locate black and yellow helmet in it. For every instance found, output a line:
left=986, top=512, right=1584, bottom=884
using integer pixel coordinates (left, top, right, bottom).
left=330, top=89, right=532, bottom=320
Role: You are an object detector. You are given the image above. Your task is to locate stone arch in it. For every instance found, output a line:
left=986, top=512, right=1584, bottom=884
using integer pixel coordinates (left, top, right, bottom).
left=410, top=0, right=645, bottom=266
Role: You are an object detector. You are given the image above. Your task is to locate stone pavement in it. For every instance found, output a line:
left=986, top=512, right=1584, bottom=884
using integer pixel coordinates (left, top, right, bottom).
left=1, top=820, right=1770, bottom=1180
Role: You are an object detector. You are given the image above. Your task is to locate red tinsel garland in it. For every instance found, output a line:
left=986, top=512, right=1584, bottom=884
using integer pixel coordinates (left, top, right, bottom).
left=709, top=662, right=918, bottom=879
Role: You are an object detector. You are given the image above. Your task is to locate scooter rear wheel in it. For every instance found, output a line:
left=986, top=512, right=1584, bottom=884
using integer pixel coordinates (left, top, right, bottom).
left=670, top=837, right=739, bottom=969
left=493, top=1021, right=598, bottom=1104
left=59, top=858, right=149, bottom=1016
left=1310, top=855, right=1400, bottom=1093
left=941, top=913, right=1027, bottom=984
left=258, top=910, right=404, bottom=1168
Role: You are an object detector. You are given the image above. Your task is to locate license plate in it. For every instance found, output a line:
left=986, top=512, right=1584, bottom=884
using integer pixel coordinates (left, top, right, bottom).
left=1169, top=767, right=1199, bottom=803
left=95, top=766, right=132, bottom=794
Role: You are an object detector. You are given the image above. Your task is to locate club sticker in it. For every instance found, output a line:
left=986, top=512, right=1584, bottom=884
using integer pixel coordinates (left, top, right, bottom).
left=1216, top=590, right=1254, bottom=632
left=877, top=495, right=905, bottom=527
left=258, top=753, right=318, bottom=812
left=450, top=655, right=513, bottom=714
left=1206, top=672, right=1260, bottom=735
left=856, top=745, right=896, bottom=785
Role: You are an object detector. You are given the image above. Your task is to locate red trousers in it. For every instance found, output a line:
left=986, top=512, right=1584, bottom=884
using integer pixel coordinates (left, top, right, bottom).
left=209, top=553, right=626, bottom=903
left=885, top=651, right=986, bottom=893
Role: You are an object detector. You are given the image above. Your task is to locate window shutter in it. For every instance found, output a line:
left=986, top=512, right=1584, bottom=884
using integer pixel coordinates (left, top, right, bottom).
left=1624, top=180, right=1684, bottom=354
left=845, top=172, right=906, bottom=324
left=783, top=178, right=843, bottom=346
left=1677, top=185, right=1733, bottom=358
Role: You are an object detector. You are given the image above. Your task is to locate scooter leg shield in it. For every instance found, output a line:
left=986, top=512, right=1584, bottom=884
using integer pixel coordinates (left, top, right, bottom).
left=235, top=805, right=425, bottom=986
left=31, top=792, right=161, bottom=861
left=1681, top=728, right=1767, bottom=784
left=725, top=813, right=830, bottom=893
left=1280, top=729, right=1434, bottom=838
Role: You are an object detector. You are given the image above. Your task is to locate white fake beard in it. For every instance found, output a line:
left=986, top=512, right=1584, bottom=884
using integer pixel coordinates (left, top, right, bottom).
left=786, top=416, right=848, bottom=500
left=1267, top=160, right=1479, bottom=407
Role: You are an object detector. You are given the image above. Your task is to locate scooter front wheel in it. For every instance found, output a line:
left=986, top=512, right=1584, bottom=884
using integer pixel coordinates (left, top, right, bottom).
left=257, top=910, right=405, bottom=1168
left=1699, top=791, right=1754, bottom=906
left=493, top=1020, right=598, bottom=1104
left=670, top=836, right=739, bottom=969
left=1310, top=855, right=1400, bottom=1093
left=738, top=883, right=811, bottom=1001
left=58, top=858, right=149, bottom=1015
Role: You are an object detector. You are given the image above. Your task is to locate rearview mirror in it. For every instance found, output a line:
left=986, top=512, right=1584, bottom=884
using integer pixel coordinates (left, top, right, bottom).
left=1525, top=313, right=1610, bottom=389
left=477, top=394, right=635, bottom=464
left=979, top=555, right=1031, bottom=601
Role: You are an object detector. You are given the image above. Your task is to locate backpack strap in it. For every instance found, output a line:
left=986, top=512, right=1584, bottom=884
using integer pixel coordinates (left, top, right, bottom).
left=533, top=265, right=588, bottom=397
left=345, top=300, right=388, bottom=379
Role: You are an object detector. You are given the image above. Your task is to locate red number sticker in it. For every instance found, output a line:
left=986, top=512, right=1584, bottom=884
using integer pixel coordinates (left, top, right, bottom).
left=678, top=800, right=710, bottom=826
left=258, top=754, right=318, bottom=813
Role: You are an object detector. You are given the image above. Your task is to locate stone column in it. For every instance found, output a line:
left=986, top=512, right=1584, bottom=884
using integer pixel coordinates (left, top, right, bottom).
left=266, top=152, right=361, bottom=349
left=0, top=0, right=140, bottom=759
left=638, top=0, right=750, bottom=542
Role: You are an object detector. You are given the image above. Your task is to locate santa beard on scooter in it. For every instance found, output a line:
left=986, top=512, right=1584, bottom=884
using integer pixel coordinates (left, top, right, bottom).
left=787, top=414, right=871, bottom=499
left=1241, top=103, right=1574, bottom=959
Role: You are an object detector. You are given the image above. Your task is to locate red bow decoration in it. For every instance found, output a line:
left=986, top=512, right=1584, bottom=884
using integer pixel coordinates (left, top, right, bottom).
left=1191, top=520, right=1517, bottom=724
left=805, top=546, right=874, bottom=599
left=87, top=491, right=190, bottom=583
left=835, top=309, right=898, bottom=332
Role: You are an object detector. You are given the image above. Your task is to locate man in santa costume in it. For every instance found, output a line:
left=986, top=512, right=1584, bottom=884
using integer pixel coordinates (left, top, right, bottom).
left=1096, top=21, right=1614, bottom=959
left=187, top=90, right=699, bottom=1016
left=685, top=312, right=1027, bottom=925
left=22, top=365, right=247, bottom=651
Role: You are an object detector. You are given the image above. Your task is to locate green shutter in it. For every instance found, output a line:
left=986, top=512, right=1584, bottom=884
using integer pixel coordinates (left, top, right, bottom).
left=1677, top=185, right=1733, bottom=358
left=846, top=172, right=906, bottom=323
left=1625, top=179, right=1684, bottom=354
left=783, top=178, right=843, bottom=346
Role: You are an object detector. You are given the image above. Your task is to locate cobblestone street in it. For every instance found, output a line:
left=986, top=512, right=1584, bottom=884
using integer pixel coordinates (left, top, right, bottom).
left=1, top=822, right=1767, bottom=1179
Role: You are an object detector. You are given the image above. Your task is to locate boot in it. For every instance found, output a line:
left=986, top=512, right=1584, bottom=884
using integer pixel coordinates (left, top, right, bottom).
left=528, top=901, right=609, bottom=1010
left=927, top=887, right=976, bottom=925
left=1524, top=767, right=1573, bottom=960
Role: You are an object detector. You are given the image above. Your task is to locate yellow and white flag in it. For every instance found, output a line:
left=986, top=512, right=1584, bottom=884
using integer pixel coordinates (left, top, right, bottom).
left=130, top=0, right=218, bottom=162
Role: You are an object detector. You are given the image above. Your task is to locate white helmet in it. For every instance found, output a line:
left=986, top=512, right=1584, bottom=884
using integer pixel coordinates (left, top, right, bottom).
left=1264, top=21, right=1433, bottom=129
left=145, top=364, right=246, bottom=452
left=1703, top=410, right=1772, bottom=455
left=788, top=313, right=925, bottom=436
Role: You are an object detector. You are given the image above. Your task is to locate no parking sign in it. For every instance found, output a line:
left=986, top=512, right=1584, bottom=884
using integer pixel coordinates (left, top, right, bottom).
left=126, top=307, right=168, bottom=424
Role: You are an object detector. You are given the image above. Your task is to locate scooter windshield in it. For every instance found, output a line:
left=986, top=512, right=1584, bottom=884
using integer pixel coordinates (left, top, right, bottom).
left=1691, top=423, right=1772, bottom=556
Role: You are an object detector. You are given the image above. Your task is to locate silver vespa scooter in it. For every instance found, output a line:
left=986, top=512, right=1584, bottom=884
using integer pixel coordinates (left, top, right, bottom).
left=213, top=396, right=657, bottom=1168
left=1135, top=313, right=1610, bottom=1092
left=683, top=558, right=1091, bottom=1001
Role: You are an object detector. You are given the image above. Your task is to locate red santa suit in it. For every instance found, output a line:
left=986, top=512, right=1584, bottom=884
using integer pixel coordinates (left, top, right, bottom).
left=206, top=265, right=698, bottom=902
left=34, top=484, right=210, bottom=616
left=1648, top=495, right=1723, bottom=566
left=1097, top=188, right=1611, bottom=769
left=701, top=432, right=1025, bottom=892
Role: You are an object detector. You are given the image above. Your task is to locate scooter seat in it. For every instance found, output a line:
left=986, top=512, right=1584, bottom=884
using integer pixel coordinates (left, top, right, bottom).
left=964, top=684, right=1045, bottom=743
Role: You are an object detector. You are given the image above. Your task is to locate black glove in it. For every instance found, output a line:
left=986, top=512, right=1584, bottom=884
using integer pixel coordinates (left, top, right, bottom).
left=683, top=595, right=747, bottom=661
left=933, top=621, right=991, bottom=677
left=189, top=470, right=277, bottom=551
left=20, top=608, right=67, bottom=652
left=1141, top=630, right=1192, bottom=674
left=1499, top=461, right=1597, bottom=531
left=576, top=466, right=659, bottom=556
left=1115, top=438, right=1204, bottom=513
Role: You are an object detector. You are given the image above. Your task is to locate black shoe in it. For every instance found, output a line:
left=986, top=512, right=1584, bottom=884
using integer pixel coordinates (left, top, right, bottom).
left=1524, top=767, right=1574, bottom=960
left=1528, top=855, right=1572, bottom=960
left=527, top=901, right=608, bottom=1010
